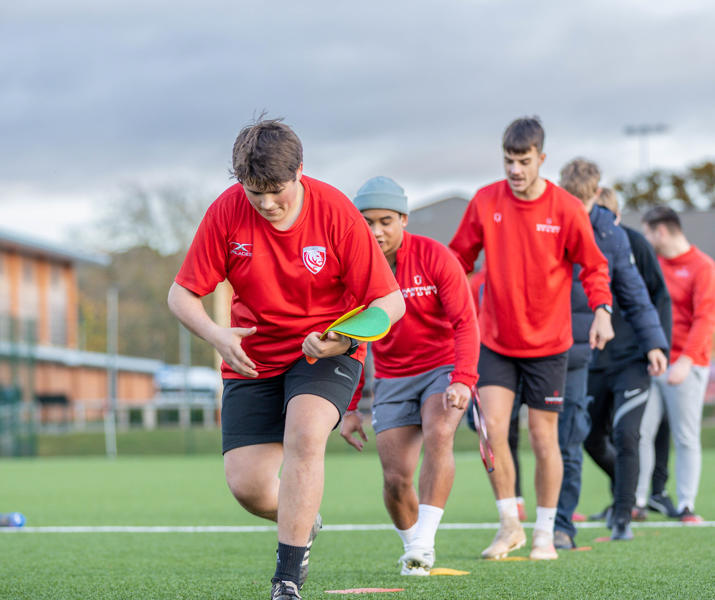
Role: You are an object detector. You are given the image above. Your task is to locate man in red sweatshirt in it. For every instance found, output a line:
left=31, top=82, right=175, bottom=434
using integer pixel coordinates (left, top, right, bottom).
left=640, top=206, right=715, bottom=522
left=449, top=117, right=614, bottom=560
left=340, top=176, right=479, bottom=575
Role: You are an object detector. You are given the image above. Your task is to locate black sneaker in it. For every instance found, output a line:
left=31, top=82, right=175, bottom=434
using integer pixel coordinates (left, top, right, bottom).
left=298, top=513, right=322, bottom=589
left=610, top=519, right=634, bottom=541
left=553, top=530, right=575, bottom=549
left=271, top=579, right=302, bottom=600
left=677, top=507, right=704, bottom=523
left=631, top=505, right=648, bottom=521
left=589, top=505, right=614, bottom=528
left=647, top=492, right=679, bottom=518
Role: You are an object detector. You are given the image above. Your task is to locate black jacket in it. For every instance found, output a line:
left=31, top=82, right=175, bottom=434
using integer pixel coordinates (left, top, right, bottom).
left=567, top=205, right=668, bottom=370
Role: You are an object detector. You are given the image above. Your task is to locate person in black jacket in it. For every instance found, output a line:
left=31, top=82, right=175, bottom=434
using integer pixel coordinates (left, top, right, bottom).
left=555, top=160, right=668, bottom=547
left=594, top=188, right=676, bottom=519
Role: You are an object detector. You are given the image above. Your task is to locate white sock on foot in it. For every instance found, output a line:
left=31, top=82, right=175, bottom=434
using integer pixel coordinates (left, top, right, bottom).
left=395, top=522, right=418, bottom=551
left=496, top=497, right=519, bottom=521
left=408, top=504, right=444, bottom=550
left=535, top=506, right=557, bottom=537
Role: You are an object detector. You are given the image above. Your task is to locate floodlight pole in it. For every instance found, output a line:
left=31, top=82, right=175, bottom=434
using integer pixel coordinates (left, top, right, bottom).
left=105, top=286, right=118, bottom=459
left=623, top=123, right=668, bottom=172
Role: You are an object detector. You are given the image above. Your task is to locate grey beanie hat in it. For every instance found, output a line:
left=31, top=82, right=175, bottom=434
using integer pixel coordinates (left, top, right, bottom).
left=353, top=176, right=409, bottom=214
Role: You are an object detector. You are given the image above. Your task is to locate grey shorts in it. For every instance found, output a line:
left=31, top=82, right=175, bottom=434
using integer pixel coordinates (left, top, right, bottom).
left=371, top=364, right=453, bottom=434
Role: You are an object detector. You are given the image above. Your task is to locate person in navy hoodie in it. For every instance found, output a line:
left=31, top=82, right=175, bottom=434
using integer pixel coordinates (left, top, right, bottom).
left=554, top=160, right=668, bottom=547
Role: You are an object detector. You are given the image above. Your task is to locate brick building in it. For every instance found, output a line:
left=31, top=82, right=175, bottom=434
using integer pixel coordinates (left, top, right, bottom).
left=0, top=227, right=160, bottom=423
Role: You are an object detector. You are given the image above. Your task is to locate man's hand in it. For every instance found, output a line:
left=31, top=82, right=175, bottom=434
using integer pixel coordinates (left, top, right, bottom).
left=340, top=410, right=368, bottom=451
left=667, top=355, right=693, bottom=385
left=213, top=326, right=258, bottom=378
left=302, top=331, right=351, bottom=361
left=646, top=348, right=668, bottom=377
left=589, top=307, right=615, bottom=350
left=444, top=382, right=471, bottom=410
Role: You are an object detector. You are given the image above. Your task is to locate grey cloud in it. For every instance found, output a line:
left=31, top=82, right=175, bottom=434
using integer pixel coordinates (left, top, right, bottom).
left=1, top=0, right=714, bottom=206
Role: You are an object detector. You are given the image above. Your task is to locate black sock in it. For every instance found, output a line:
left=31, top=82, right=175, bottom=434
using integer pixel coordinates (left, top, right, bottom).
left=273, top=542, right=307, bottom=585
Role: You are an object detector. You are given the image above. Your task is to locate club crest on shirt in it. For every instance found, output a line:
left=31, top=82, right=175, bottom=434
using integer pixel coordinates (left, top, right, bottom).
left=302, top=246, right=326, bottom=274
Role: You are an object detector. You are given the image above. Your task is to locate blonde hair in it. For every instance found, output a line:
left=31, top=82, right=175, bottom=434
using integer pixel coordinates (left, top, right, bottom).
left=597, top=187, right=620, bottom=215
left=559, top=158, right=601, bottom=202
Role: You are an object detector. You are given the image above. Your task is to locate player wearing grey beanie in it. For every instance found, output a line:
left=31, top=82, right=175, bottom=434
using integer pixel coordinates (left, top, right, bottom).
left=353, top=176, right=409, bottom=215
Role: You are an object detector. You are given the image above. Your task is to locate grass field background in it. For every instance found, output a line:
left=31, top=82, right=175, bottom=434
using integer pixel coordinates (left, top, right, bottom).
left=2, top=427, right=714, bottom=599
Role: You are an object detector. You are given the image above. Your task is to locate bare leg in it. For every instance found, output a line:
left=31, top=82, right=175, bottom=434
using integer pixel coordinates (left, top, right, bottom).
left=419, top=393, right=465, bottom=507
left=278, top=394, right=339, bottom=546
left=528, top=408, right=562, bottom=508
left=376, top=425, right=422, bottom=530
left=224, top=442, right=283, bottom=521
left=479, top=386, right=526, bottom=559
left=479, top=385, right=517, bottom=499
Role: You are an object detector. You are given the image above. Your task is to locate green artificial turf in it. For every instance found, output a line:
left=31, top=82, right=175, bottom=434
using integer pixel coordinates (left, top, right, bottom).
left=1, top=447, right=714, bottom=599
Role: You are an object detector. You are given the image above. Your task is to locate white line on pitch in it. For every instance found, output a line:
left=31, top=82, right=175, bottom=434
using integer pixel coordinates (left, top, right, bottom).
left=2, top=521, right=714, bottom=533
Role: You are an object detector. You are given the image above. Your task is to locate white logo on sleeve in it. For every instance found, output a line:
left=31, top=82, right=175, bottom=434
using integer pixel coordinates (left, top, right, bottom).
left=230, top=242, right=253, bottom=257
left=302, top=246, right=326, bottom=274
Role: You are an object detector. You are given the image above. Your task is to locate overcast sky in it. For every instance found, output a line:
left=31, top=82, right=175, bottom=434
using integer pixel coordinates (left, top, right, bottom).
left=2, top=0, right=714, bottom=246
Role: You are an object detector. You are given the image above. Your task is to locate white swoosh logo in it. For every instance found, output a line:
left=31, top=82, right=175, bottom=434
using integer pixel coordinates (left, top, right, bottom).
left=334, top=366, right=352, bottom=381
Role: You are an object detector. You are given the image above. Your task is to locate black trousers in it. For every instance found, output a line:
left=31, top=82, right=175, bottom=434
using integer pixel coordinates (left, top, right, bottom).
left=584, top=360, right=651, bottom=522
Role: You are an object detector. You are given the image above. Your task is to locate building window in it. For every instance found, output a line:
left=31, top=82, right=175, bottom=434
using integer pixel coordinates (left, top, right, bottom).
left=49, top=265, right=67, bottom=346
left=0, top=254, right=9, bottom=341
left=19, top=259, right=38, bottom=343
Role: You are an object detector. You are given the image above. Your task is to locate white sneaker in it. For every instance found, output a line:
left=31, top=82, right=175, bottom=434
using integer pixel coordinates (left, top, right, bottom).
left=529, top=529, right=558, bottom=560
left=399, top=546, right=435, bottom=576
left=481, top=518, right=526, bottom=559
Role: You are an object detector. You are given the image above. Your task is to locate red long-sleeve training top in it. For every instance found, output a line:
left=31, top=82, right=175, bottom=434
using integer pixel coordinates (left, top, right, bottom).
left=348, top=231, right=479, bottom=410
left=658, top=245, right=715, bottom=366
left=449, top=179, right=612, bottom=358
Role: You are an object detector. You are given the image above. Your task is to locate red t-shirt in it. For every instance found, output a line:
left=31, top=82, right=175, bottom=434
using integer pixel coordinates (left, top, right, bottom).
left=658, top=246, right=715, bottom=366
left=347, top=231, right=479, bottom=410
left=449, top=179, right=612, bottom=357
left=175, top=175, right=399, bottom=379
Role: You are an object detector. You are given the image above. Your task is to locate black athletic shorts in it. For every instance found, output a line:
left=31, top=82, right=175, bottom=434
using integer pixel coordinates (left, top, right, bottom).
left=221, top=355, right=362, bottom=453
left=477, top=344, right=568, bottom=413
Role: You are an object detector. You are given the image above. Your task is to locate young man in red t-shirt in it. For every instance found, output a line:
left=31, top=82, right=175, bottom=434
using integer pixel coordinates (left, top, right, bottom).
left=449, top=117, right=614, bottom=560
left=640, top=206, right=715, bottom=522
left=168, top=119, right=405, bottom=600
left=339, top=176, right=479, bottom=576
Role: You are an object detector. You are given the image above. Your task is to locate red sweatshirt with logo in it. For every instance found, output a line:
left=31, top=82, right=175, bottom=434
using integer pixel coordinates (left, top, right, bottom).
left=175, top=176, right=398, bottom=379
left=449, top=179, right=612, bottom=358
left=348, top=231, right=479, bottom=410
left=658, top=245, right=715, bottom=366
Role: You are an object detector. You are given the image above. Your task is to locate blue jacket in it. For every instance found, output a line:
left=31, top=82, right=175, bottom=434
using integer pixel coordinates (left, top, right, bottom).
left=567, top=205, right=668, bottom=371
